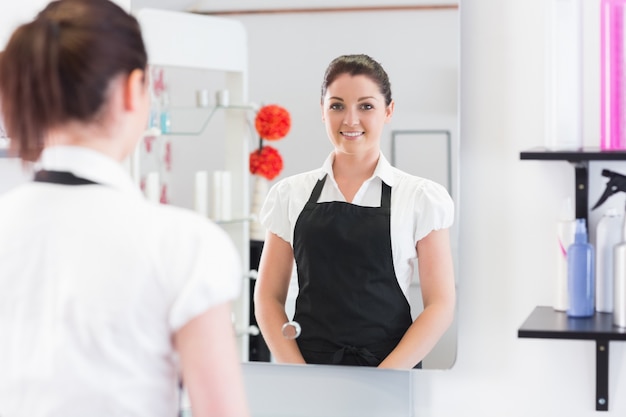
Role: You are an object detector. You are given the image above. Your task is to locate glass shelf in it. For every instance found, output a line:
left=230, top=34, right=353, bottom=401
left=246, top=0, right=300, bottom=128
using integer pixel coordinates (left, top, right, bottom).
left=214, top=216, right=255, bottom=225
left=161, top=104, right=256, bottom=136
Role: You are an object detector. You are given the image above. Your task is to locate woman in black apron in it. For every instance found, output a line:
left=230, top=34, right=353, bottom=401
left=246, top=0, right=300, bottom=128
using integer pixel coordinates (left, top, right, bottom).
left=254, top=54, right=456, bottom=370
left=0, top=2, right=249, bottom=415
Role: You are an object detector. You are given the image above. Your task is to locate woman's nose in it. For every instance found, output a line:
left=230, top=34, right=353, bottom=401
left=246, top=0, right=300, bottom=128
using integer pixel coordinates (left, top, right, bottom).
left=343, top=108, right=359, bottom=126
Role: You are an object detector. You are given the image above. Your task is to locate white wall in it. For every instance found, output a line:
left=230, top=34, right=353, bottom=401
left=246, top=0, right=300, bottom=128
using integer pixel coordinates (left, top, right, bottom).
left=4, top=0, right=626, bottom=416
left=241, top=1, right=626, bottom=416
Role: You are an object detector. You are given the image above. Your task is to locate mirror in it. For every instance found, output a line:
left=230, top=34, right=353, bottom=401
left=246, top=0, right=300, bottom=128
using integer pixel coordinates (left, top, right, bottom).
left=132, top=1, right=459, bottom=370
left=220, top=4, right=460, bottom=370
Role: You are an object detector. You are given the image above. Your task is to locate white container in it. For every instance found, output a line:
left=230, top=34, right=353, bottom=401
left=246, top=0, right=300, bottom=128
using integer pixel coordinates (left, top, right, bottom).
left=555, top=197, right=576, bottom=311
left=614, top=240, right=626, bottom=327
left=544, top=0, right=583, bottom=150
left=596, top=208, right=622, bottom=312
left=211, top=170, right=232, bottom=221
left=144, top=172, right=160, bottom=204
left=194, top=171, right=209, bottom=217
left=614, top=210, right=626, bottom=327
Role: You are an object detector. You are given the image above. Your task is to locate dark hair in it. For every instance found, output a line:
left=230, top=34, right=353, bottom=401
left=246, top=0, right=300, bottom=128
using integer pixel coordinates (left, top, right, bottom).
left=320, top=54, right=392, bottom=106
left=0, top=0, right=148, bottom=161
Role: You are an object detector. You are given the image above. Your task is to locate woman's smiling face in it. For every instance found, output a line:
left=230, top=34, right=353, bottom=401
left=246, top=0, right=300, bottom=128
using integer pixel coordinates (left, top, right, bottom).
left=321, top=73, right=394, bottom=158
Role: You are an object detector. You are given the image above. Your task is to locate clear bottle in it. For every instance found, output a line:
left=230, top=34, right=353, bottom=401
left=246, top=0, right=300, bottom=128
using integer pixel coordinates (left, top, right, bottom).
left=545, top=0, right=583, bottom=150
left=596, top=208, right=623, bottom=312
left=567, top=219, right=595, bottom=317
left=555, top=197, right=576, bottom=311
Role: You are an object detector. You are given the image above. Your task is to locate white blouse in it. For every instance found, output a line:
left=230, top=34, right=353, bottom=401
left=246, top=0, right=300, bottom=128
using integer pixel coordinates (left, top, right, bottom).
left=0, top=146, right=241, bottom=417
left=260, top=151, right=454, bottom=299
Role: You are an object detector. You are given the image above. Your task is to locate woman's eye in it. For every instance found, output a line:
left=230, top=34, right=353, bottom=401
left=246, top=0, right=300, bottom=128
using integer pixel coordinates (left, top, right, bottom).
left=360, top=103, right=374, bottom=110
left=329, top=103, right=343, bottom=110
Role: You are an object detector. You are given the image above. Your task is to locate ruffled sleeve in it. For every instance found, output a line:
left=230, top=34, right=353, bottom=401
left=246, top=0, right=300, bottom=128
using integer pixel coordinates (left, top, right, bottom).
left=413, top=180, right=455, bottom=243
left=259, top=180, right=292, bottom=243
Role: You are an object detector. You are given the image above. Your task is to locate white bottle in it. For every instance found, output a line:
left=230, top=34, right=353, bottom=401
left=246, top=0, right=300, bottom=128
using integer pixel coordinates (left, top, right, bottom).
left=545, top=0, right=583, bottom=150
left=596, top=208, right=623, bottom=312
left=555, top=197, right=576, bottom=311
left=614, top=208, right=626, bottom=328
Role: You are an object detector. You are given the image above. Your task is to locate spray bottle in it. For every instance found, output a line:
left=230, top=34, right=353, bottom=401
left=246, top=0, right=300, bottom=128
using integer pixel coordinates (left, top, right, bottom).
left=567, top=218, right=594, bottom=317
left=591, top=169, right=626, bottom=326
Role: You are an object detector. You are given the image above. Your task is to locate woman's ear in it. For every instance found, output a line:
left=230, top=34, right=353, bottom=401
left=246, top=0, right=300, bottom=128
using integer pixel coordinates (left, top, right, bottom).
left=385, top=100, right=395, bottom=123
left=123, top=69, right=147, bottom=112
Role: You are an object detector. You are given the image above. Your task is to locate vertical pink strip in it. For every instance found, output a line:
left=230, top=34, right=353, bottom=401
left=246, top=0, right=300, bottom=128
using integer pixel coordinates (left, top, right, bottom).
left=602, top=0, right=608, bottom=149
left=601, top=0, right=626, bottom=150
left=611, top=1, right=624, bottom=149
left=611, top=1, right=619, bottom=149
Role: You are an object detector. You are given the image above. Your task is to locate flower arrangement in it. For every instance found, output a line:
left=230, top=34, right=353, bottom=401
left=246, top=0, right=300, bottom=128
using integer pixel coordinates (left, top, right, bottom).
left=249, top=104, right=291, bottom=180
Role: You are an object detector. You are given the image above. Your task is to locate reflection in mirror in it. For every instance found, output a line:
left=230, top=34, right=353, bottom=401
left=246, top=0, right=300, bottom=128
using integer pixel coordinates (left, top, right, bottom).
left=132, top=2, right=459, bottom=370
left=281, top=321, right=302, bottom=340
left=223, top=4, right=460, bottom=370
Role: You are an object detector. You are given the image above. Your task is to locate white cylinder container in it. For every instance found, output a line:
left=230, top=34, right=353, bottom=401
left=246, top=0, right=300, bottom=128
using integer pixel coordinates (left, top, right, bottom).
left=596, top=208, right=623, bottom=312
left=194, top=171, right=209, bottom=217
left=211, top=171, right=232, bottom=221
left=545, top=0, right=583, bottom=150
left=555, top=198, right=576, bottom=311
left=614, top=242, right=626, bottom=327
left=144, top=172, right=160, bottom=204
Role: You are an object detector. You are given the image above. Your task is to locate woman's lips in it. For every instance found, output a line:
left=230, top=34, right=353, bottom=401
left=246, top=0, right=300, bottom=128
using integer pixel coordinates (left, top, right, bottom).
left=341, top=131, right=364, bottom=139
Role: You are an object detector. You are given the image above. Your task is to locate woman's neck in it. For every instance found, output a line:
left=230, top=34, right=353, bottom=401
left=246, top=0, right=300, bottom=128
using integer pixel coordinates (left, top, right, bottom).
left=332, top=150, right=380, bottom=202
left=332, top=150, right=380, bottom=183
left=46, top=122, right=129, bottom=162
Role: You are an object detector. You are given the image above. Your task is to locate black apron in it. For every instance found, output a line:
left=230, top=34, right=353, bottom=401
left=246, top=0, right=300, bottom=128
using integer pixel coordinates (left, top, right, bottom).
left=34, top=170, right=99, bottom=186
left=293, top=174, right=415, bottom=367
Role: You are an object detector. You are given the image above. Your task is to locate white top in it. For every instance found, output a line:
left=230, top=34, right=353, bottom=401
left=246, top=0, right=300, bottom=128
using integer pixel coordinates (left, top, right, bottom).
left=260, top=152, right=454, bottom=298
left=0, top=146, right=241, bottom=417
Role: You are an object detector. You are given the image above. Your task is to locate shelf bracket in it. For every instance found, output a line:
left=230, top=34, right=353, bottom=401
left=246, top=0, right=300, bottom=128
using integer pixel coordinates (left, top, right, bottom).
left=571, top=160, right=589, bottom=223
left=596, top=339, right=609, bottom=411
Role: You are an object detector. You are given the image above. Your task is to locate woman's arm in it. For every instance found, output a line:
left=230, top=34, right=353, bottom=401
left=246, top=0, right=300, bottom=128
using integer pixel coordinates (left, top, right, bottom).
left=174, top=302, right=250, bottom=417
left=378, top=228, right=456, bottom=369
left=253, top=232, right=306, bottom=364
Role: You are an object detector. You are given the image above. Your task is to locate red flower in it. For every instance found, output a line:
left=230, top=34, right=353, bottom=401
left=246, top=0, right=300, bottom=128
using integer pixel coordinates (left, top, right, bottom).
left=255, top=104, right=291, bottom=140
left=249, top=145, right=283, bottom=180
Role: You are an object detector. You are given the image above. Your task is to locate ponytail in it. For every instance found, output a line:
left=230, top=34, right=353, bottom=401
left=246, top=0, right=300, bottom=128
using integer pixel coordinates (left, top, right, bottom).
left=0, top=0, right=148, bottom=162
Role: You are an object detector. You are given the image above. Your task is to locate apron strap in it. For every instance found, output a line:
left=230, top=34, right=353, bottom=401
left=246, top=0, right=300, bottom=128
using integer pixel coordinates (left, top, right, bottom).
left=34, top=170, right=99, bottom=186
left=381, top=181, right=391, bottom=209
left=306, top=174, right=327, bottom=205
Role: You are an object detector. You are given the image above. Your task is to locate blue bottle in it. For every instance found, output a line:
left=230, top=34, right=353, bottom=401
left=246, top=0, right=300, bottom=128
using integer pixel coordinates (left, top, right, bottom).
left=567, top=218, right=595, bottom=317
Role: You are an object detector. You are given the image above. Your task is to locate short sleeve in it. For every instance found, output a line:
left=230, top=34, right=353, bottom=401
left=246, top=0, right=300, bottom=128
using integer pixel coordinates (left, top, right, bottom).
left=168, top=221, right=242, bottom=332
left=259, top=180, right=292, bottom=243
left=413, top=181, right=455, bottom=243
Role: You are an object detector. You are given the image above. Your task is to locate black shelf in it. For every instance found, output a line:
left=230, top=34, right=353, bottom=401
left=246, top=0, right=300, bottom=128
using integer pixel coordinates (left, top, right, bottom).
left=519, top=149, right=626, bottom=411
left=520, top=147, right=626, bottom=162
left=518, top=306, right=626, bottom=411
left=520, top=147, right=626, bottom=221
